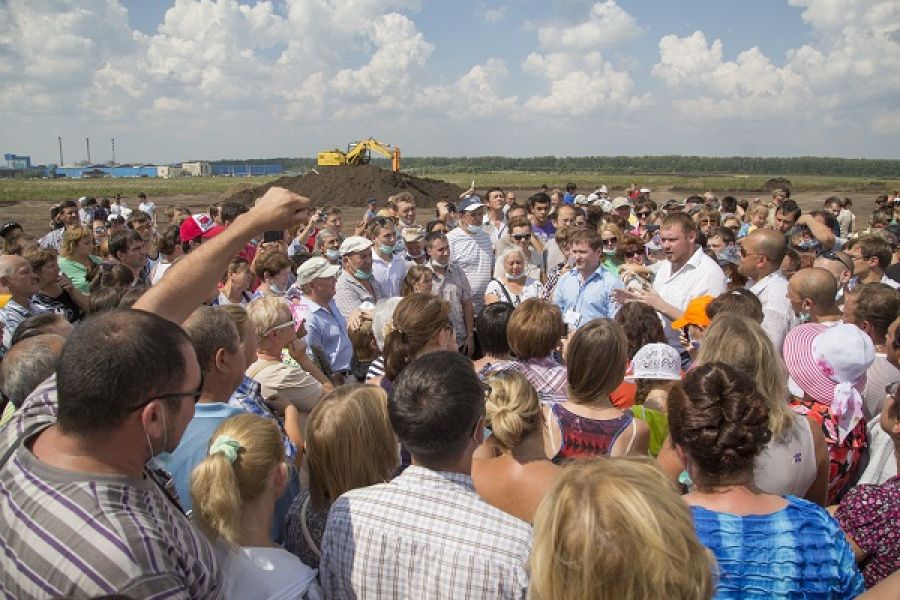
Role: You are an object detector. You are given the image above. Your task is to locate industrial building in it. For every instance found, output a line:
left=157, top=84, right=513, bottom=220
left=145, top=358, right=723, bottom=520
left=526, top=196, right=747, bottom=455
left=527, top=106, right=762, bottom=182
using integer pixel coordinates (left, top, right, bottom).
left=2, top=148, right=284, bottom=179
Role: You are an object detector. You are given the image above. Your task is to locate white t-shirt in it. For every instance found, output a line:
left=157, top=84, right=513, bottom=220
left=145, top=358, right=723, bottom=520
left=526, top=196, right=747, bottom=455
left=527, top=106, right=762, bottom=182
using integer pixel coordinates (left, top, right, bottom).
left=652, top=247, right=727, bottom=347
left=215, top=542, right=322, bottom=600
left=748, top=271, right=796, bottom=352
left=485, top=277, right=543, bottom=307
left=139, top=200, right=156, bottom=219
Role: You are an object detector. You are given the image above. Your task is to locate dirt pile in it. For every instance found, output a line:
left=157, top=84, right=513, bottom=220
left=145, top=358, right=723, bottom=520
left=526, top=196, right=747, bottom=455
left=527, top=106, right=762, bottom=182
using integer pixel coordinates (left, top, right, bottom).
left=224, top=165, right=464, bottom=208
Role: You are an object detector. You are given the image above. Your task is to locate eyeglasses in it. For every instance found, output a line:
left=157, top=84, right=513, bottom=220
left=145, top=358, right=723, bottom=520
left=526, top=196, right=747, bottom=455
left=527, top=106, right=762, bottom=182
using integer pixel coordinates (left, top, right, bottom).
left=130, top=375, right=205, bottom=411
left=886, top=381, right=900, bottom=397
left=264, top=320, right=295, bottom=336
left=512, top=234, right=532, bottom=241
left=603, top=237, right=618, bottom=245
left=819, top=251, right=853, bottom=272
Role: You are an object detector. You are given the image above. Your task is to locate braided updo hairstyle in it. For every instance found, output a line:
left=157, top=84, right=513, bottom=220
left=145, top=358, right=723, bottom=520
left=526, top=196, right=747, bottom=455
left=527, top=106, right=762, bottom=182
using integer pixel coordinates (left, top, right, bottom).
left=484, top=370, right=542, bottom=452
left=668, top=362, right=771, bottom=484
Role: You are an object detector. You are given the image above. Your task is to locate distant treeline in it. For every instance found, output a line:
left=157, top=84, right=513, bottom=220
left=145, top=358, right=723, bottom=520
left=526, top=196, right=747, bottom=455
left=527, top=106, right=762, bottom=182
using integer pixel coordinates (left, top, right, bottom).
left=210, top=155, right=900, bottom=178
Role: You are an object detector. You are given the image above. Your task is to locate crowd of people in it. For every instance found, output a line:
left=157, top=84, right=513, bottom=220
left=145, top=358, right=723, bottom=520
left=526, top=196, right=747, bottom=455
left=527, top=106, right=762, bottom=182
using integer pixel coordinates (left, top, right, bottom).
left=0, top=183, right=898, bottom=598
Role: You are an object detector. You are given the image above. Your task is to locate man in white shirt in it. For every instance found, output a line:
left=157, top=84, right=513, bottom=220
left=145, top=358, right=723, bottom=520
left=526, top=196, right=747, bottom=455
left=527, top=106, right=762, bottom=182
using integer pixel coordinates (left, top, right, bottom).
left=447, top=197, right=494, bottom=317
left=369, top=218, right=407, bottom=297
left=482, top=188, right=507, bottom=249
left=627, top=212, right=727, bottom=349
left=738, top=228, right=795, bottom=351
left=138, top=192, right=156, bottom=224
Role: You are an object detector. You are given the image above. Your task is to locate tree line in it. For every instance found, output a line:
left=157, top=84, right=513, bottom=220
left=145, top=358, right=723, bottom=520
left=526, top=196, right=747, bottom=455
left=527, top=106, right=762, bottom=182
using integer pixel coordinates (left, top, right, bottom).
left=213, top=155, right=900, bottom=178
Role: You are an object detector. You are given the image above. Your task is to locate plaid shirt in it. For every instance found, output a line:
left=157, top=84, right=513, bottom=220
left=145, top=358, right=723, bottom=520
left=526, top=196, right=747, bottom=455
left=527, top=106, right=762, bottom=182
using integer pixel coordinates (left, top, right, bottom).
left=320, top=466, right=531, bottom=599
left=227, top=376, right=297, bottom=460
left=500, top=357, right=568, bottom=404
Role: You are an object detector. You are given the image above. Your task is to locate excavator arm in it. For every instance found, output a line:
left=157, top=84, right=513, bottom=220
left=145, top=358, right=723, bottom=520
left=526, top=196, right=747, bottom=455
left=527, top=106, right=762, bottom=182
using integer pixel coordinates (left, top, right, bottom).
left=343, top=138, right=401, bottom=172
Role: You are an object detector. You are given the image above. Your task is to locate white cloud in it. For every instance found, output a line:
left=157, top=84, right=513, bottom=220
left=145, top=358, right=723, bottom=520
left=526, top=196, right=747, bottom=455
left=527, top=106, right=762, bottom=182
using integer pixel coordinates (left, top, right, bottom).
left=476, top=3, right=508, bottom=24
left=653, top=0, right=900, bottom=121
left=417, top=59, right=518, bottom=118
left=520, top=1, right=642, bottom=117
left=871, top=110, right=900, bottom=135
left=536, top=0, right=644, bottom=52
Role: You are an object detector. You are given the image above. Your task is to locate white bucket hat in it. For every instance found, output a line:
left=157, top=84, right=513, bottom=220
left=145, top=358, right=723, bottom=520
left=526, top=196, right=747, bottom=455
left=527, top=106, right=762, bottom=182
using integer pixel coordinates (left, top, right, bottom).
left=625, top=343, right=682, bottom=381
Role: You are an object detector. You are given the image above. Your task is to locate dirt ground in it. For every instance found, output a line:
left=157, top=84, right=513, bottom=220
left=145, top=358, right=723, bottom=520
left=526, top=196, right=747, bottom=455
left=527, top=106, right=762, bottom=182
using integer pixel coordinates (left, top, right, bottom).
left=1, top=187, right=882, bottom=240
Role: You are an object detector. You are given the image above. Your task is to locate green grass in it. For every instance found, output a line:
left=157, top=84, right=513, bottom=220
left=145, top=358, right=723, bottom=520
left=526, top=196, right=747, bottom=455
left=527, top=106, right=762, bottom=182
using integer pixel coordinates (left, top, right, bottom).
left=427, top=171, right=898, bottom=194
left=0, top=175, right=283, bottom=202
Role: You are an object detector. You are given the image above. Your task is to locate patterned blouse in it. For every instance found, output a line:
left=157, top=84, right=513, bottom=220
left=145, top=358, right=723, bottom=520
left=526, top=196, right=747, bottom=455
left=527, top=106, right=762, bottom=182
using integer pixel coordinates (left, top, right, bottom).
left=835, top=475, right=899, bottom=588
left=791, top=397, right=867, bottom=504
left=692, top=495, right=864, bottom=598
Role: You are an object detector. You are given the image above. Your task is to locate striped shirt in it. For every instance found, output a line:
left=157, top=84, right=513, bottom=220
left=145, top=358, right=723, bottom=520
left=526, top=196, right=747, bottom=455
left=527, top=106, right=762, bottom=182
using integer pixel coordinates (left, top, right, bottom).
left=447, top=228, right=494, bottom=316
left=0, top=376, right=223, bottom=599
left=320, top=465, right=532, bottom=599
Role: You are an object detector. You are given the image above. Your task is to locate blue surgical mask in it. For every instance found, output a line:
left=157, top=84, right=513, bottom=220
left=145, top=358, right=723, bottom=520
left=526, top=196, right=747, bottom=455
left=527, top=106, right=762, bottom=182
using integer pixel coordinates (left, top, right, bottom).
left=354, top=269, right=372, bottom=280
left=379, top=244, right=396, bottom=255
left=603, top=248, right=617, bottom=257
left=467, top=224, right=482, bottom=235
left=325, top=249, right=341, bottom=261
left=505, top=271, right=525, bottom=281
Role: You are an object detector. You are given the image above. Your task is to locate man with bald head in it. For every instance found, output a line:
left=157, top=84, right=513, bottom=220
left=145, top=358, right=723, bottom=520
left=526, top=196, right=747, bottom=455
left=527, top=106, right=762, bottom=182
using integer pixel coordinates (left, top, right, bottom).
left=813, top=251, right=854, bottom=306
left=0, top=254, right=43, bottom=357
left=0, top=334, right=66, bottom=427
left=787, top=268, right=843, bottom=326
left=738, top=228, right=795, bottom=350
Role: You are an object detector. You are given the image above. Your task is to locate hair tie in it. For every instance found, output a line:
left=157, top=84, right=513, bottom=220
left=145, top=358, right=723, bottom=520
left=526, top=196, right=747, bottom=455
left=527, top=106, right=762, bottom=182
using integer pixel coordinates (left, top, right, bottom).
left=209, top=435, right=241, bottom=464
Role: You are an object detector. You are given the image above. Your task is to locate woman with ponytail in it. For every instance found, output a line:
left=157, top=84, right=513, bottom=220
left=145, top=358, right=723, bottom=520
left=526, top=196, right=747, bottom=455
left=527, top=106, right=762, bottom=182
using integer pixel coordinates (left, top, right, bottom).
left=472, top=370, right=561, bottom=523
left=376, top=292, right=456, bottom=391
left=190, top=414, right=322, bottom=599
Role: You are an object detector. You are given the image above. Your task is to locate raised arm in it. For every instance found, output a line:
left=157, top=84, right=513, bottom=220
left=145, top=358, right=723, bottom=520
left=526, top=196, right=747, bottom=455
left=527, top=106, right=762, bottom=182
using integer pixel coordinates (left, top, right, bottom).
left=135, top=188, right=310, bottom=323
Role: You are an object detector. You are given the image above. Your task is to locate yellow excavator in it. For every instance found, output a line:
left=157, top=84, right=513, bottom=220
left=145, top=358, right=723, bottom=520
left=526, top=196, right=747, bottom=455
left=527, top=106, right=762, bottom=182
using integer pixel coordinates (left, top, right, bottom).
left=317, top=138, right=401, bottom=172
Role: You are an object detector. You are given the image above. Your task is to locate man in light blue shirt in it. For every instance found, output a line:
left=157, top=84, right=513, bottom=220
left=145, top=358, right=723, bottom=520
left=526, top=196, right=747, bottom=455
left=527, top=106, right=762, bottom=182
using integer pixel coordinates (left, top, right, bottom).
left=554, top=228, right=623, bottom=328
left=290, top=256, right=353, bottom=377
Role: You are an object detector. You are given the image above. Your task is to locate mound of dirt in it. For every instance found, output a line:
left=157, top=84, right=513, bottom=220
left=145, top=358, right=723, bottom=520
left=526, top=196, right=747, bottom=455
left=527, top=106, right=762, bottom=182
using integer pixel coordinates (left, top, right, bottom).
left=763, top=177, right=792, bottom=191
left=224, top=165, right=464, bottom=209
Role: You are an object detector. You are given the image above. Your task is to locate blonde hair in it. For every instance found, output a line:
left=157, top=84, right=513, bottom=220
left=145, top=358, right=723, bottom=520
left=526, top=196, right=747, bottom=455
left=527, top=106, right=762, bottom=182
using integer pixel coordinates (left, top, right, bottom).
left=246, top=295, right=291, bottom=338
left=484, top=371, right=542, bottom=452
left=696, top=313, right=795, bottom=440
left=190, top=414, right=285, bottom=546
left=531, top=459, right=714, bottom=600
left=306, top=385, right=398, bottom=512
left=60, top=226, right=92, bottom=258
left=749, top=204, right=770, bottom=220
left=218, top=303, right=251, bottom=343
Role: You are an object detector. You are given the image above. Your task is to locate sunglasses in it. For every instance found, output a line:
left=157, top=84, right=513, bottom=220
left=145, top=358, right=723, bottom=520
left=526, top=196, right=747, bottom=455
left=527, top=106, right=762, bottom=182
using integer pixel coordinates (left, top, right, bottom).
left=637, top=211, right=651, bottom=217
left=264, top=320, right=296, bottom=336
left=130, top=375, right=205, bottom=411
left=623, top=250, right=642, bottom=258
left=820, top=251, right=853, bottom=272
left=512, top=234, right=532, bottom=241
left=603, top=237, right=618, bottom=245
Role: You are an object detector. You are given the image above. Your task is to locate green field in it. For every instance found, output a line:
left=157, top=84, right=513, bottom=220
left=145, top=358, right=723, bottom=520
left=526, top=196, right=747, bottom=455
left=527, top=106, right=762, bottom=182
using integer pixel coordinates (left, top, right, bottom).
left=432, top=171, right=898, bottom=194
left=0, top=176, right=280, bottom=202
left=1, top=171, right=896, bottom=203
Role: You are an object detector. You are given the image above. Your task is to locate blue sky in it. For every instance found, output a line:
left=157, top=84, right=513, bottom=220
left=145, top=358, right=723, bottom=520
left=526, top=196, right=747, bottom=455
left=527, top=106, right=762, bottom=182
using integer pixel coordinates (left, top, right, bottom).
left=2, top=0, right=898, bottom=164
